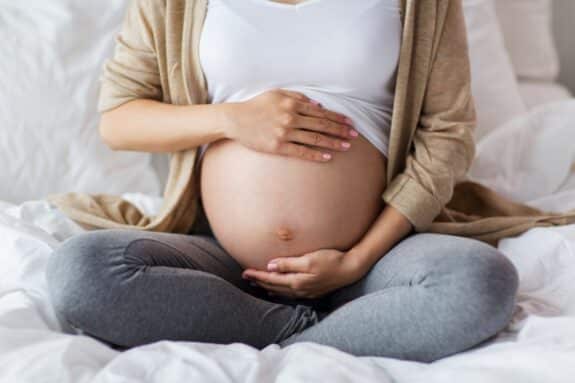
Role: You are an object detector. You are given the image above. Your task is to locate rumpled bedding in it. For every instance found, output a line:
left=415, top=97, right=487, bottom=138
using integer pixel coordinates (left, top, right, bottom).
left=1, top=100, right=575, bottom=382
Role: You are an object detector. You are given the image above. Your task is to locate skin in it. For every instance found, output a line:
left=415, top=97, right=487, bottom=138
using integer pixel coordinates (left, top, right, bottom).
left=200, top=109, right=389, bottom=272
left=99, top=0, right=414, bottom=300
left=240, top=0, right=414, bottom=297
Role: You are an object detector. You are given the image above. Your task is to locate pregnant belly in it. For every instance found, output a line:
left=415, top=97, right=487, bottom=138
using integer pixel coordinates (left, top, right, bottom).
left=199, top=134, right=387, bottom=270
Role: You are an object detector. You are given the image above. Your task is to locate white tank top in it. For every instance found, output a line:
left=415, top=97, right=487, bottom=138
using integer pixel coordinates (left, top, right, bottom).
left=197, top=0, right=403, bottom=159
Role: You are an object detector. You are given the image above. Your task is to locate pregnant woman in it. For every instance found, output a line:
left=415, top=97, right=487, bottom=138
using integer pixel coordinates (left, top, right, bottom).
left=46, top=0, right=519, bottom=362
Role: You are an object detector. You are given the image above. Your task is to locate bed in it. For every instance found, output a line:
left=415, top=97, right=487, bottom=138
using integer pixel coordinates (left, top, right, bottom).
left=1, top=0, right=574, bottom=382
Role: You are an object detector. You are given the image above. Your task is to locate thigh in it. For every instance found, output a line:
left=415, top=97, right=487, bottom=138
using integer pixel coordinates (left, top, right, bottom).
left=47, top=228, right=320, bottom=348
left=54, top=228, right=251, bottom=291
left=280, top=232, right=518, bottom=361
left=326, top=232, right=510, bottom=309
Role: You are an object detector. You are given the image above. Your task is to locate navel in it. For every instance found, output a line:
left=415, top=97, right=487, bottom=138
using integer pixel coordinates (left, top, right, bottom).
left=276, top=227, right=294, bottom=241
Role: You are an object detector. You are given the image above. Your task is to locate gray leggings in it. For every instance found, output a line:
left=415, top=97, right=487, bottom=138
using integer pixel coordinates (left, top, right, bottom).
left=45, top=228, right=518, bottom=362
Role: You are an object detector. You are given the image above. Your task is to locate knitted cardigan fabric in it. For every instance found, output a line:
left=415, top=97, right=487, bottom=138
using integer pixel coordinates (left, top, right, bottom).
left=47, top=0, right=575, bottom=246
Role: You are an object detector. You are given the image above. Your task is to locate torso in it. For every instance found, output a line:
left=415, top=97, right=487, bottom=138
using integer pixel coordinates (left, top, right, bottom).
left=197, top=0, right=401, bottom=270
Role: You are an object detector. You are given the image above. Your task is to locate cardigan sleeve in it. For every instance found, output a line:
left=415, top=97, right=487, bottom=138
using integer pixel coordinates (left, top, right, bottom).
left=382, top=0, right=477, bottom=232
left=98, top=0, right=164, bottom=113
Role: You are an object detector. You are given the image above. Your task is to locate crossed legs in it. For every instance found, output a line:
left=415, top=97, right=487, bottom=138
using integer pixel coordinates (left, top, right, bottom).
left=46, top=228, right=518, bottom=362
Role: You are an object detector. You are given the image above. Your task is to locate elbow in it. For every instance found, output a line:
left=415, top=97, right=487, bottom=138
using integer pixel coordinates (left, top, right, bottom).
left=98, top=112, right=122, bottom=151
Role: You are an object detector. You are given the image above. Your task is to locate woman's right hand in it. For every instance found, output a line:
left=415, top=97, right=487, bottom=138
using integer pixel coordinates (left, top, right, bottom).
left=224, top=88, right=359, bottom=162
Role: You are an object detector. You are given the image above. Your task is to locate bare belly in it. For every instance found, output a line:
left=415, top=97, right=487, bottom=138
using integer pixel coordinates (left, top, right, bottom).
left=199, top=134, right=387, bottom=270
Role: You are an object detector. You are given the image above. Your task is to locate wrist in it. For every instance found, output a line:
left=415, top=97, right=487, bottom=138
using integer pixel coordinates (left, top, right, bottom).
left=217, top=102, right=243, bottom=140
left=344, top=248, right=372, bottom=279
left=347, top=205, right=414, bottom=270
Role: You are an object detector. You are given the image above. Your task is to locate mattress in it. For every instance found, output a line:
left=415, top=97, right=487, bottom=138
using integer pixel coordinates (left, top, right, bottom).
left=2, top=100, right=575, bottom=382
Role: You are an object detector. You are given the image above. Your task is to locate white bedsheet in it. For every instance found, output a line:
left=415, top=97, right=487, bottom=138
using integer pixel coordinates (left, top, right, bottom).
left=2, top=100, right=575, bottom=382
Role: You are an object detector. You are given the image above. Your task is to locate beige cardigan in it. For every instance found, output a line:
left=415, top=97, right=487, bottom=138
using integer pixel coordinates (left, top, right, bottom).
left=46, top=0, right=575, bottom=247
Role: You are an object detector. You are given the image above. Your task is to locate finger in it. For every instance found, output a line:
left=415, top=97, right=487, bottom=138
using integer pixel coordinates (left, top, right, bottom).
left=259, top=282, right=316, bottom=299
left=294, top=101, right=354, bottom=128
left=285, top=129, right=351, bottom=152
left=276, top=142, right=333, bottom=163
left=243, top=270, right=294, bottom=287
left=255, top=281, right=297, bottom=296
left=275, top=88, right=312, bottom=103
left=292, top=114, right=357, bottom=141
left=268, top=256, right=314, bottom=273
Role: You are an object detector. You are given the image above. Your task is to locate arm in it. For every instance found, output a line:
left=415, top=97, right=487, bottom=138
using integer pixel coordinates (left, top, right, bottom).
left=99, top=99, right=236, bottom=152
left=243, top=0, right=476, bottom=297
left=97, top=0, right=236, bottom=153
left=242, top=204, right=413, bottom=299
left=47, top=0, right=246, bottom=230
left=45, top=0, right=188, bottom=230
left=98, top=2, right=353, bottom=156
left=346, top=204, right=413, bottom=274
left=346, top=0, right=477, bottom=273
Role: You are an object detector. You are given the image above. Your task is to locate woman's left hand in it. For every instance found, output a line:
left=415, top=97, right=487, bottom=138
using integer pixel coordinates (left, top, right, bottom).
left=241, top=249, right=366, bottom=299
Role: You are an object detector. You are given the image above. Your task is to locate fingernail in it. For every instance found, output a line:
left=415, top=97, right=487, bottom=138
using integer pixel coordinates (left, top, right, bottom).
left=341, top=142, right=351, bottom=149
left=310, top=99, right=320, bottom=106
left=345, top=117, right=353, bottom=124
left=322, top=153, right=332, bottom=160
left=349, top=129, right=359, bottom=137
left=267, top=263, right=278, bottom=271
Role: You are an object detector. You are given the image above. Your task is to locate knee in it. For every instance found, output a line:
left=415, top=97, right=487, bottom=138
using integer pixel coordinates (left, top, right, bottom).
left=448, top=238, right=519, bottom=335
left=45, top=230, right=123, bottom=330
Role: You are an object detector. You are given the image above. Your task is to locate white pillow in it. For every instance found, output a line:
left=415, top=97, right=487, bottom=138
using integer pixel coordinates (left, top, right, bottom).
left=494, top=0, right=560, bottom=81
left=463, top=0, right=528, bottom=141
left=0, top=1, right=161, bottom=204
left=518, top=81, right=573, bottom=110
left=468, top=99, right=575, bottom=203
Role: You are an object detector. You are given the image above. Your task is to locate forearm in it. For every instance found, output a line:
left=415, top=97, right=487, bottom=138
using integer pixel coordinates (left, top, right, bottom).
left=98, top=99, right=238, bottom=152
left=348, top=204, right=414, bottom=273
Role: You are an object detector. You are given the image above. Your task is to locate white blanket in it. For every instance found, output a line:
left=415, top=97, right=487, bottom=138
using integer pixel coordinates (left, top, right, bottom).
left=2, top=100, right=575, bottom=382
